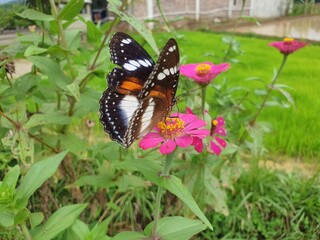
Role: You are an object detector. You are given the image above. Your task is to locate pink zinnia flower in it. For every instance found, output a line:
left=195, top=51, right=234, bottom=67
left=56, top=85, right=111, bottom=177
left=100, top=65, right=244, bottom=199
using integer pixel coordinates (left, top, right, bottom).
left=139, top=112, right=209, bottom=155
left=191, top=114, right=227, bottom=155
left=208, top=117, right=227, bottom=155
left=180, top=62, right=230, bottom=85
left=269, top=38, right=307, bottom=55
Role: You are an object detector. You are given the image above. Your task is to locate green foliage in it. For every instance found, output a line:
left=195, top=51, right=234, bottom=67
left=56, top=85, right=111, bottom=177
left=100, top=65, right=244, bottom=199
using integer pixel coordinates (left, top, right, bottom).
left=200, top=166, right=320, bottom=239
left=0, top=0, right=319, bottom=239
left=0, top=4, right=33, bottom=30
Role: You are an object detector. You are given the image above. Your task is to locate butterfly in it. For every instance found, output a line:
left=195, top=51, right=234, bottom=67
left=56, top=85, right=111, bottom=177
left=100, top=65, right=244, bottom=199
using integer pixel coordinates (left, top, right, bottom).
left=99, top=32, right=180, bottom=148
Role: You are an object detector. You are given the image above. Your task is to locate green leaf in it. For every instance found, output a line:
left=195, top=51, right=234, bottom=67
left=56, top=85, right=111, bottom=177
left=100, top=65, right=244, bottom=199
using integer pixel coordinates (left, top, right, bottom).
left=108, top=0, right=159, bottom=54
left=66, top=82, right=80, bottom=101
left=2, top=165, right=20, bottom=189
left=273, top=84, right=295, bottom=108
left=70, top=173, right=112, bottom=188
left=1, top=129, right=34, bottom=164
left=25, top=111, right=71, bottom=129
left=16, top=9, right=54, bottom=22
left=70, top=219, right=89, bottom=240
left=162, top=176, right=212, bottom=230
left=0, top=210, right=15, bottom=227
left=60, top=134, right=86, bottom=156
left=57, top=0, right=84, bottom=21
left=64, top=29, right=82, bottom=51
left=30, top=212, right=44, bottom=229
left=89, top=217, right=113, bottom=240
left=117, top=174, right=148, bottom=192
left=73, top=87, right=100, bottom=116
left=112, top=231, right=146, bottom=240
left=27, top=56, right=72, bottom=89
left=86, top=20, right=103, bottom=44
left=117, top=159, right=212, bottom=230
left=31, top=204, right=87, bottom=240
left=144, top=217, right=207, bottom=240
left=24, top=46, right=48, bottom=57
left=66, top=69, right=92, bottom=101
left=15, top=151, right=68, bottom=208
left=14, top=208, right=30, bottom=226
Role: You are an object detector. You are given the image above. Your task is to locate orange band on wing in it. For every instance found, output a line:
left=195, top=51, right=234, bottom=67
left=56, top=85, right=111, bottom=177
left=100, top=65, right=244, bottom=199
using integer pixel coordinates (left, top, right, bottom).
left=118, top=77, right=144, bottom=93
left=148, top=89, right=167, bottom=100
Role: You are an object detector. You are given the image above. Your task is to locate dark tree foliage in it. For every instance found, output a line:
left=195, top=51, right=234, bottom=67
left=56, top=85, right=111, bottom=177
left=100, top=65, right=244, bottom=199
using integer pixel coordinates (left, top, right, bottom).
left=24, top=0, right=51, bottom=13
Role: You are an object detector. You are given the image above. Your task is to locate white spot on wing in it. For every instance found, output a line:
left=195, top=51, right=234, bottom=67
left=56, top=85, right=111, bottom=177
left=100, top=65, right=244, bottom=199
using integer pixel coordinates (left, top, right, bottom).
left=138, top=59, right=148, bottom=67
left=122, top=38, right=132, bottom=44
left=157, top=72, right=166, bottom=80
left=119, top=96, right=139, bottom=123
left=123, top=63, right=137, bottom=71
left=163, top=69, right=170, bottom=76
left=140, top=99, right=155, bottom=134
left=129, top=60, right=140, bottom=67
left=145, top=59, right=152, bottom=66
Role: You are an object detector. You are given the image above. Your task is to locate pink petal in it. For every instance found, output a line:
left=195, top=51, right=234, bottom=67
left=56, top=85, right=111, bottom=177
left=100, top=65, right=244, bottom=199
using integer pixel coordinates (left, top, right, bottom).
left=159, top=139, right=176, bottom=154
left=175, top=135, right=193, bottom=147
left=215, top=136, right=227, bottom=148
left=214, top=127, right=227, bottom=136
left=186, top=129, right=210, bottom=138
left=216, top=116, right=225, bottom=127
left=179, top=113, right=198, bottom=124
left=269, top=40, right=307, bottom=54
left=192, top=137, right=203, bottom=153
left=210, top=140, right=222, bottom=155
left=139, top=133, right=164, bottom=150
left=180, top=64, right=198, bottom=78
left=184, top=119, right=207, bottom=131
left=185, top=107, right=194, bottom=114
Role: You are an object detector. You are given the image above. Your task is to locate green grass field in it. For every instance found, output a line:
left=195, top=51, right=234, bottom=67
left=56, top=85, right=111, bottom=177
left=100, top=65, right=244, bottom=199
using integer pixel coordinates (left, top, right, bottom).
left=91, top=30, right=320, bottom=160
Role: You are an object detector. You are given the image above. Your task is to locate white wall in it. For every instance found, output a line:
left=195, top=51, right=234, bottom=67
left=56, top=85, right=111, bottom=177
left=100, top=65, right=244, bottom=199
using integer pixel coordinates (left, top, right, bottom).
left=250, top=0, right=291, bottom=18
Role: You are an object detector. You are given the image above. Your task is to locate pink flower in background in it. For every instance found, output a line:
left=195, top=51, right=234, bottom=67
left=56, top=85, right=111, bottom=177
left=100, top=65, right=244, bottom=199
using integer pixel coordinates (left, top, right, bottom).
left=139, top=112, right=209, bottom=155
left=269, top=38, right=307, bottom=55
left=180, top=62, right=230, bottom=85
left=190, top=114, right=227, bottom=155
left=209, top=117, right=227, bottom=155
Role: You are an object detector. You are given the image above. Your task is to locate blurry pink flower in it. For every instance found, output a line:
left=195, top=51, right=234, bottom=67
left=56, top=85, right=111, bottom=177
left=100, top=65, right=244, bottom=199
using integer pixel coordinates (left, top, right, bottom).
left=139, top=112, right=209, bottom=155
left=190, top=113, right=227, bottom=155
left=180, top=62, right=230, bottom=85
left=209, top=117, right=227, bottom=155
left=269, top=38, right=307, bottom=55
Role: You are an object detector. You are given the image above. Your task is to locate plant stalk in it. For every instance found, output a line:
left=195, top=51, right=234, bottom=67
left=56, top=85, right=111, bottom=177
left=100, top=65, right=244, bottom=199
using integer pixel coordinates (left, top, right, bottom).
left=152, top=153, right=174, bottom=239
left=20, top=222, right=32, bottom=240
left=201, top=85, right=207, bottom=117
left=236, top=54, right=288, bottom=152
left=49, top=0, right=76, bottom=79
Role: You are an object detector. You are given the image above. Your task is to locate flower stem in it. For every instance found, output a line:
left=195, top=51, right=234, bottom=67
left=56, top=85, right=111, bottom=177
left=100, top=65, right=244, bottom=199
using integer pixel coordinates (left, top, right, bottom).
left=20, top=223, right=32, bottom=240
left=201, top=85, right=207, bottom=117
left=249, top=54, right=288, bottom=126
left=236, top=54, right=288, bottom=150
left=152, top=153, right=174, bottom=239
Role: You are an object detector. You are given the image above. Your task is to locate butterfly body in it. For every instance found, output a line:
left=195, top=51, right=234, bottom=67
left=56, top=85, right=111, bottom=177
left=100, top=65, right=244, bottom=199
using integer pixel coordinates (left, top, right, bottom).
left=99, top=32, right=180, bottom=148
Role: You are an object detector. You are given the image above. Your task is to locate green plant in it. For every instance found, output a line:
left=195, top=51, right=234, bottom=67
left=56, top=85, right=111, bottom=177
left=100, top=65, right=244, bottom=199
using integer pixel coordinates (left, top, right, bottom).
left=199, top=166, right=320, bottom=239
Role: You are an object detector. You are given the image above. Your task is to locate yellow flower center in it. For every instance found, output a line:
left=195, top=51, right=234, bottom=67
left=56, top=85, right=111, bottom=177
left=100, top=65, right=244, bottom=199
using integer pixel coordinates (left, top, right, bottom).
left=157, top=117, right=185, bottom=138
left=283, top=37, right=294, bottom=44
left=195, top=64, right=211, bottom=77
left=212, top=119, right=218, bottom=127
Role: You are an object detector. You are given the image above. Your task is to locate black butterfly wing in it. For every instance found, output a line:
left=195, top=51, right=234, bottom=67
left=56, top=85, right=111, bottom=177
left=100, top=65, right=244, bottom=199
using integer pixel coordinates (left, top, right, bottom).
left=100, top=32, right=155, bottom=146
left=124, top=39, right=180, bottom=146
left=109, top=32, right=155, bottom=83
